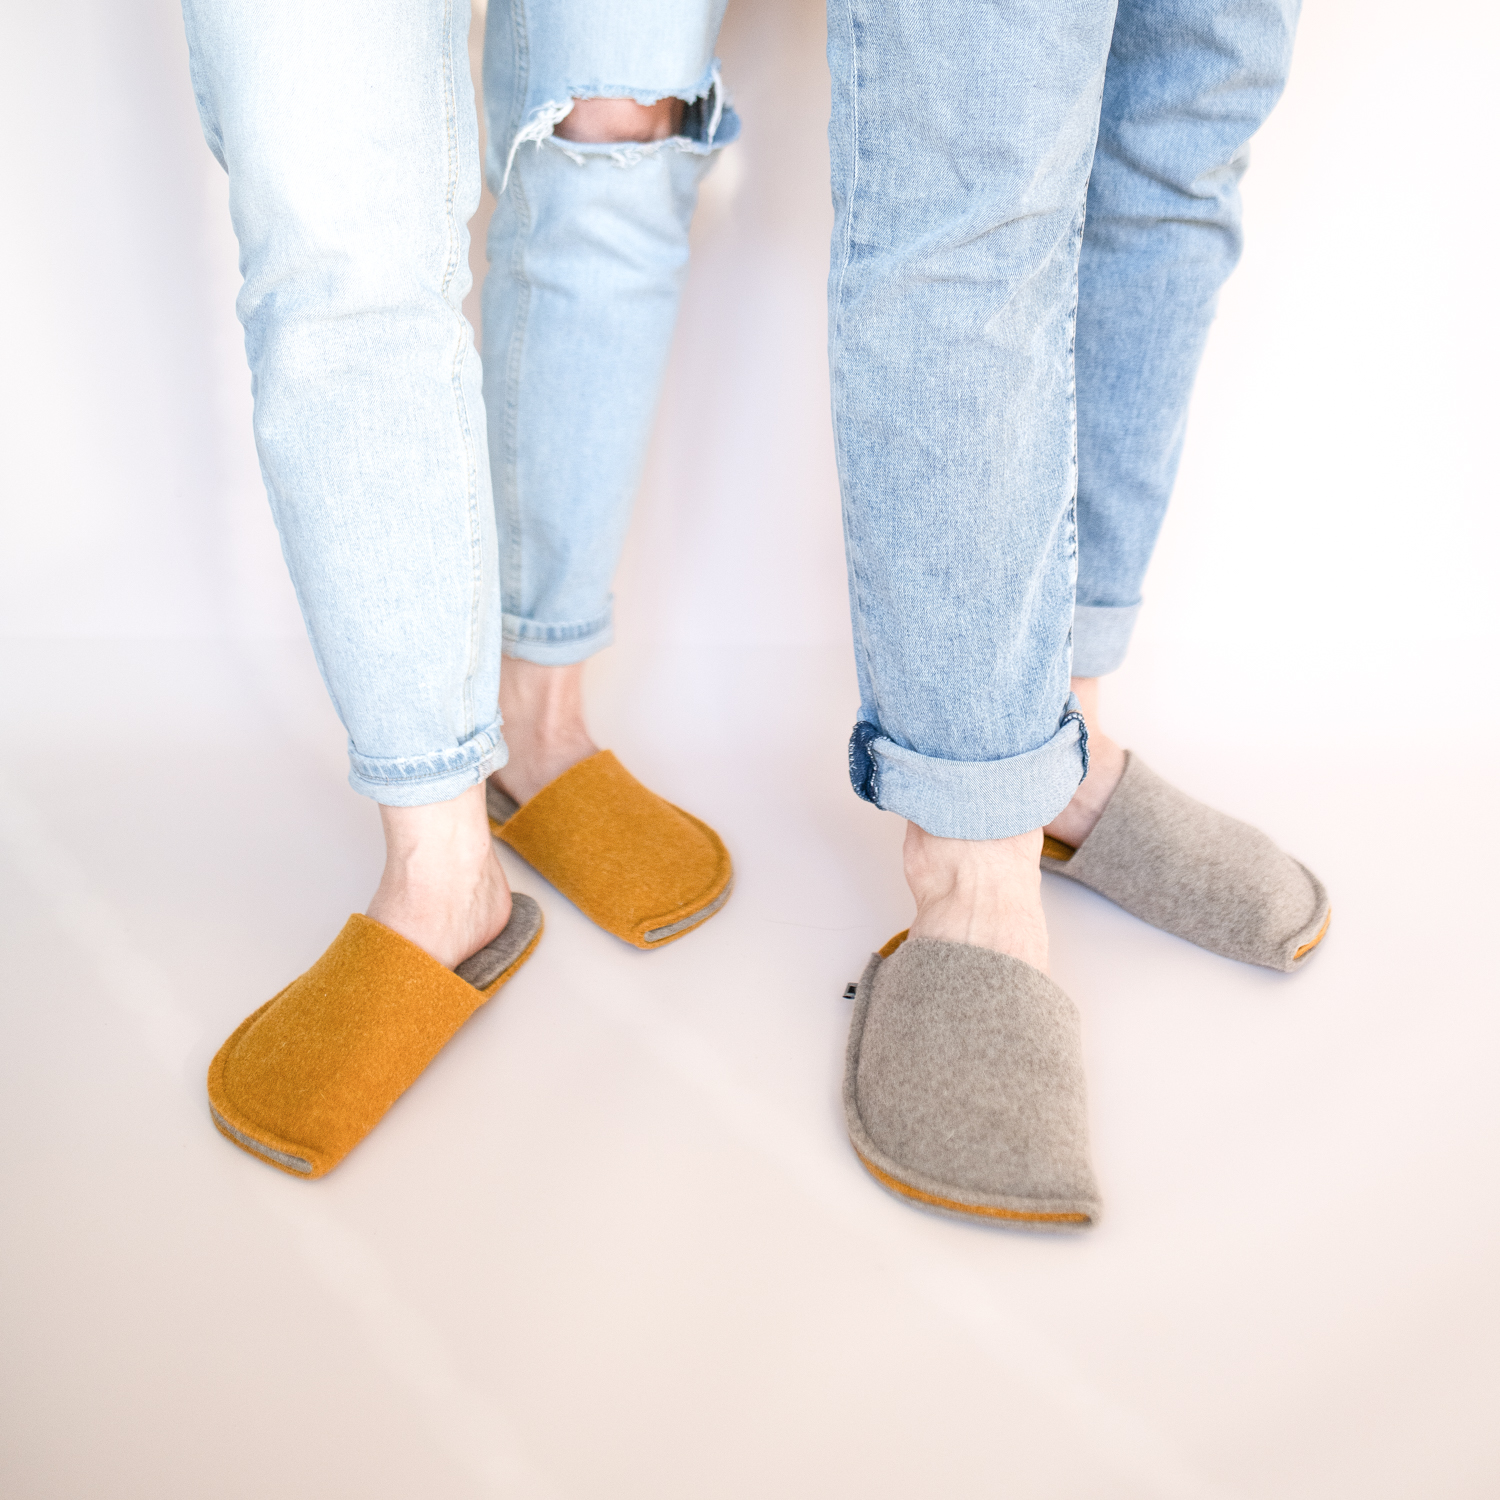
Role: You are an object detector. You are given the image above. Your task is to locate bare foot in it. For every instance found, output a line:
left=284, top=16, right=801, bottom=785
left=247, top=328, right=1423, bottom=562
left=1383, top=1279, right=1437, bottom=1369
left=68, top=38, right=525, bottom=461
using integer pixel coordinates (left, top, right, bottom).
left=903, top=821, right=1050, bottom=973
left=492, top=657, right=600, bottom=806
left=367, top=782, right=513, bottom=969
left=1044, top=675, right=1127, bottom=850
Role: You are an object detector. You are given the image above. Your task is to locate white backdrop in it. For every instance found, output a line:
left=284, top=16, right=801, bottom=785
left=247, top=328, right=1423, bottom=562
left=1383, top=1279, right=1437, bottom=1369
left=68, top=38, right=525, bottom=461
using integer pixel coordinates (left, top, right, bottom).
left=2, top=4, right=1499, bottom=1498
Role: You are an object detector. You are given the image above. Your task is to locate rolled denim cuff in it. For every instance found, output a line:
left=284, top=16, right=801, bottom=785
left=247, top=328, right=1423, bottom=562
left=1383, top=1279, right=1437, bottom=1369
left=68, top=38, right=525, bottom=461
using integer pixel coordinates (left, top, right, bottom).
left=849, top=701, right=1088, bottom=841
left=347, top=718, right=506, bottom=808
left=502, top=610, right=614, bottom=667
left=1072, top=603, right=1141, bottom=678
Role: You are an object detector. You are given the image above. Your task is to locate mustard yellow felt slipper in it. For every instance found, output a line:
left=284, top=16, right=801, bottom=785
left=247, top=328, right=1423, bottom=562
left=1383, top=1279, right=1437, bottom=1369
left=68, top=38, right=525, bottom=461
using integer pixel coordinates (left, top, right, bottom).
left=207, top=895, right=543, bottom=1178
left=487, top=751, right=731, bottom=949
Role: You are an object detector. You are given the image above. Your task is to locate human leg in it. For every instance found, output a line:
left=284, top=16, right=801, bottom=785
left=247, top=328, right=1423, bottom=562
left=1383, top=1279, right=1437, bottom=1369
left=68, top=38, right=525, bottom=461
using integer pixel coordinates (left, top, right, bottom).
left=183, top=0, right=515, bottom=964
left=473, top=1, right=737, bottom=946
left=829, top=0, right=1118, bottom=1225
left=487, top=86, right=684, bottom=802
left=1070, top=0, right=1302, bottom=679
left=1038, top=0, right=1328, bottom=970
left=482, top=0, right=735, bottom=689
left=184, top=0, right=541, bottom=1175
left=829, top=0, right=1117, bottom=856
left=184, top=0, right=506, bottom=818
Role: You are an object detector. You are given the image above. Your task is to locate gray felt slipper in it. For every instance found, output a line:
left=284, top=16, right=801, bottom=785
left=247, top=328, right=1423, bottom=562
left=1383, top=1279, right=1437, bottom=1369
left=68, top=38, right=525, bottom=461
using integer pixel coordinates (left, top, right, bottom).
left=843, top=933, right=1100, bottom=1230
left=1041, top=753, right=1331, bottom=972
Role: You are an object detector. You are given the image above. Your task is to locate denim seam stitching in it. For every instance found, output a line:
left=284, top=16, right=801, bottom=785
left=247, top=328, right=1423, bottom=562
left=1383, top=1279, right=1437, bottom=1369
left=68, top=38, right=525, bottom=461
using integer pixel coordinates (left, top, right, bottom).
left=499, top=2, right=533, bottom=634
left=439, top=0, right=482, bottom=743
left=831, top=0, right=881, bottom=779
left=1065, top=195, right=1085, bottom=631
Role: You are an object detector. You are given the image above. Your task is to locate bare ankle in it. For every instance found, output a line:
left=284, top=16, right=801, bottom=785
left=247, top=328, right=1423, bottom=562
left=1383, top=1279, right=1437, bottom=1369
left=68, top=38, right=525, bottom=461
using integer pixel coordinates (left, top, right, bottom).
left=367, top=784, right=512, bottom=969
left=495, top=657, right=599, bottom=804
left=903, top=821, right=1050, bottom=973
left=1044, top=675, right=1127, bottom=848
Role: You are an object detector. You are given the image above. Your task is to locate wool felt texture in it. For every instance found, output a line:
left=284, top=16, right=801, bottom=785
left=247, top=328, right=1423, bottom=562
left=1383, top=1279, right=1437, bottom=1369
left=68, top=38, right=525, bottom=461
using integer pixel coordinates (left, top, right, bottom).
left=207, top=895, right=543, bottom=1179
left=1041, top=752, right=1331, bottom=971
left=487, top=751, right=731, bottom=949
left=844, top=934, right=1101, bottom=1230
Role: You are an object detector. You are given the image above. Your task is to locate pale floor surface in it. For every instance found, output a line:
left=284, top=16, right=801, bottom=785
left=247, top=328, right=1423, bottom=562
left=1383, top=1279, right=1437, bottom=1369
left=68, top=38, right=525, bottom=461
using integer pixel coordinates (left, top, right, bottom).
left=1, top=637, right=1497, bottom=1500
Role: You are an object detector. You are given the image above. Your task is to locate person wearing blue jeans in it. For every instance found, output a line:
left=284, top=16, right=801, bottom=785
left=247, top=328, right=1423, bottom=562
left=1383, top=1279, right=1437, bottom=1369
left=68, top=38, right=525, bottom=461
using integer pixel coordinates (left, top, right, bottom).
left=186, top=0, right=743, bottom=1175
left=181, top=0, right=738, bottom=951
left=832, top=0, right=1331, bottom=1225
left=185, top=0, right=1325, bottom=1195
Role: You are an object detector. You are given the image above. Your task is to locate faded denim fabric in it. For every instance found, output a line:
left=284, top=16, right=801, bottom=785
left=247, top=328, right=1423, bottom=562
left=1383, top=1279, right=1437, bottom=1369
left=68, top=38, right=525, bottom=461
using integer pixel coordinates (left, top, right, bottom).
left=183, top=0, right=501, bottom=806
left=829, top=0, right=1299, bottom=840
left=1075, top=0, right=1301, bottom=676
left=482, top=0, right=738, bottom=664
left=181, top=0, right=731, bottom=800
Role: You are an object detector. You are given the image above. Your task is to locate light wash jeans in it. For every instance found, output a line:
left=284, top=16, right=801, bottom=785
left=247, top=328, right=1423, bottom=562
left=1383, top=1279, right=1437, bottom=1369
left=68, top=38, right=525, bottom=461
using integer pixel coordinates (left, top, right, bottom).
left=832, top=0, right=1300, bottom=839
left=483, top=0, right=736, bottom=664
left=181, top=0, right=732, bottom=804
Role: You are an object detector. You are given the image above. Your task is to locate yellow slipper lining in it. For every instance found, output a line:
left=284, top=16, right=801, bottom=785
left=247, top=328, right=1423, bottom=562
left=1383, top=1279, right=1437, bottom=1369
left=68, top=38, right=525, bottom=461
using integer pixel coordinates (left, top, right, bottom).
left=1293, top=906, right=1332, bottom=961
left=856, top=1150, right=1091, bottom=1225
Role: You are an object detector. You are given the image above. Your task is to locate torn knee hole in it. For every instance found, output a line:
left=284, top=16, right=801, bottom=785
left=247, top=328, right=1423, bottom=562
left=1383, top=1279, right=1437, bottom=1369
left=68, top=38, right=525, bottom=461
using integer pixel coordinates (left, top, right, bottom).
left=501, top=75, right=729, bottom=188
left=554, top=96, right=685, bottom=145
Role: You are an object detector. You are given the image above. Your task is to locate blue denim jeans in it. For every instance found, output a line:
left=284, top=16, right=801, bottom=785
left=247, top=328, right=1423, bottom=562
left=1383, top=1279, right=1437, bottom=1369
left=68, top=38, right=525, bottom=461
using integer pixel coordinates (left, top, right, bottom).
left=181, top=0, right=732, bottom=804
left=482, top=0, right=736, bottom=665
left=184, top=0, right=1294, bottom=833
left=831, top=0, right=1299, bottom=839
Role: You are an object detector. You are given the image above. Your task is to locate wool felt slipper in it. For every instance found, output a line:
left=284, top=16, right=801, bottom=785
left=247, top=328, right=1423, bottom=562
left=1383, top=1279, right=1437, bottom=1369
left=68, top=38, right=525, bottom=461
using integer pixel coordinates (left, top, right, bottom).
left=486, top=750, right=731, bottom=950
left=1041, top=753, right=1331, bottom=972
left=844, top=931, right=1100, bottom=1230
left=207, top=895, right=543, bottom=1179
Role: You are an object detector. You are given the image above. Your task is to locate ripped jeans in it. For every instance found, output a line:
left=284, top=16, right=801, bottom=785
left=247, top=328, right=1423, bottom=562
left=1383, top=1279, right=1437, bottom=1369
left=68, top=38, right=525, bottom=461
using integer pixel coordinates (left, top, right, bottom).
left=483, top=0, right=736, bottom=663
left=181, top=0, right=733, bottom=803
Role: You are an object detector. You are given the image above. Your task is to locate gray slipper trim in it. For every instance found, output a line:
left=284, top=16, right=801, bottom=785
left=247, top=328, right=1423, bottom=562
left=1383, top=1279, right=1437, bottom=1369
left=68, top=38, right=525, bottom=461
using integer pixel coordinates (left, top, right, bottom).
left=454, top=893, right=543, bottom=990
left=1041, top=753, right=1331, bottom=972
left=486, top=781, right=520, bottom=826
left=843, top=940, right=1100, bottom=1230
left=642, top=879, right=733, bottom=944
left=210, top=1107, right=313, bottom=1175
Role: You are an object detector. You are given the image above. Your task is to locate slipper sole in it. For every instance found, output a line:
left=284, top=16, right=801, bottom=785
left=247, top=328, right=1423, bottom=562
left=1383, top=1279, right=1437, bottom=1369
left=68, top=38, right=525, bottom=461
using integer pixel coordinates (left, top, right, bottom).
left=853, top=1148, right=1092, bottom=1226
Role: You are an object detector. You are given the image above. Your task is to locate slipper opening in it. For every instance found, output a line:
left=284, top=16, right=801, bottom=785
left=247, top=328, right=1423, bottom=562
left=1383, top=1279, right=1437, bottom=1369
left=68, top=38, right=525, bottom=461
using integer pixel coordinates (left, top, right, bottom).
left=453, top=893, right=543, bottom=988
left=485, top=780, right=520, bottom=830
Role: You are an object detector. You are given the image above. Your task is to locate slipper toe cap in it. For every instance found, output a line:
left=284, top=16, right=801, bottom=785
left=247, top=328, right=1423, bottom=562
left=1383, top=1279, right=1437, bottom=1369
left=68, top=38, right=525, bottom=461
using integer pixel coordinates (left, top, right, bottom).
left=1051, top=755, right=1331, bottom=972
left=493, top=752, right=731, bottom=948
left=845, top=939, right=1100, bottom=1228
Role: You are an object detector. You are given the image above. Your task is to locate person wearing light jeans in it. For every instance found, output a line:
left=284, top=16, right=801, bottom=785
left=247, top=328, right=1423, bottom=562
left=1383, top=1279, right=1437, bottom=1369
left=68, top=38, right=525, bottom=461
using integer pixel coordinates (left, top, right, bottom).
left=182, top=0, right=736, bottom=974
left=830, top=0, right=1330, bottom=1225
left=186, top=0, right=743, bottom=1176
left=184, top=0, right=1326, bottom=1200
